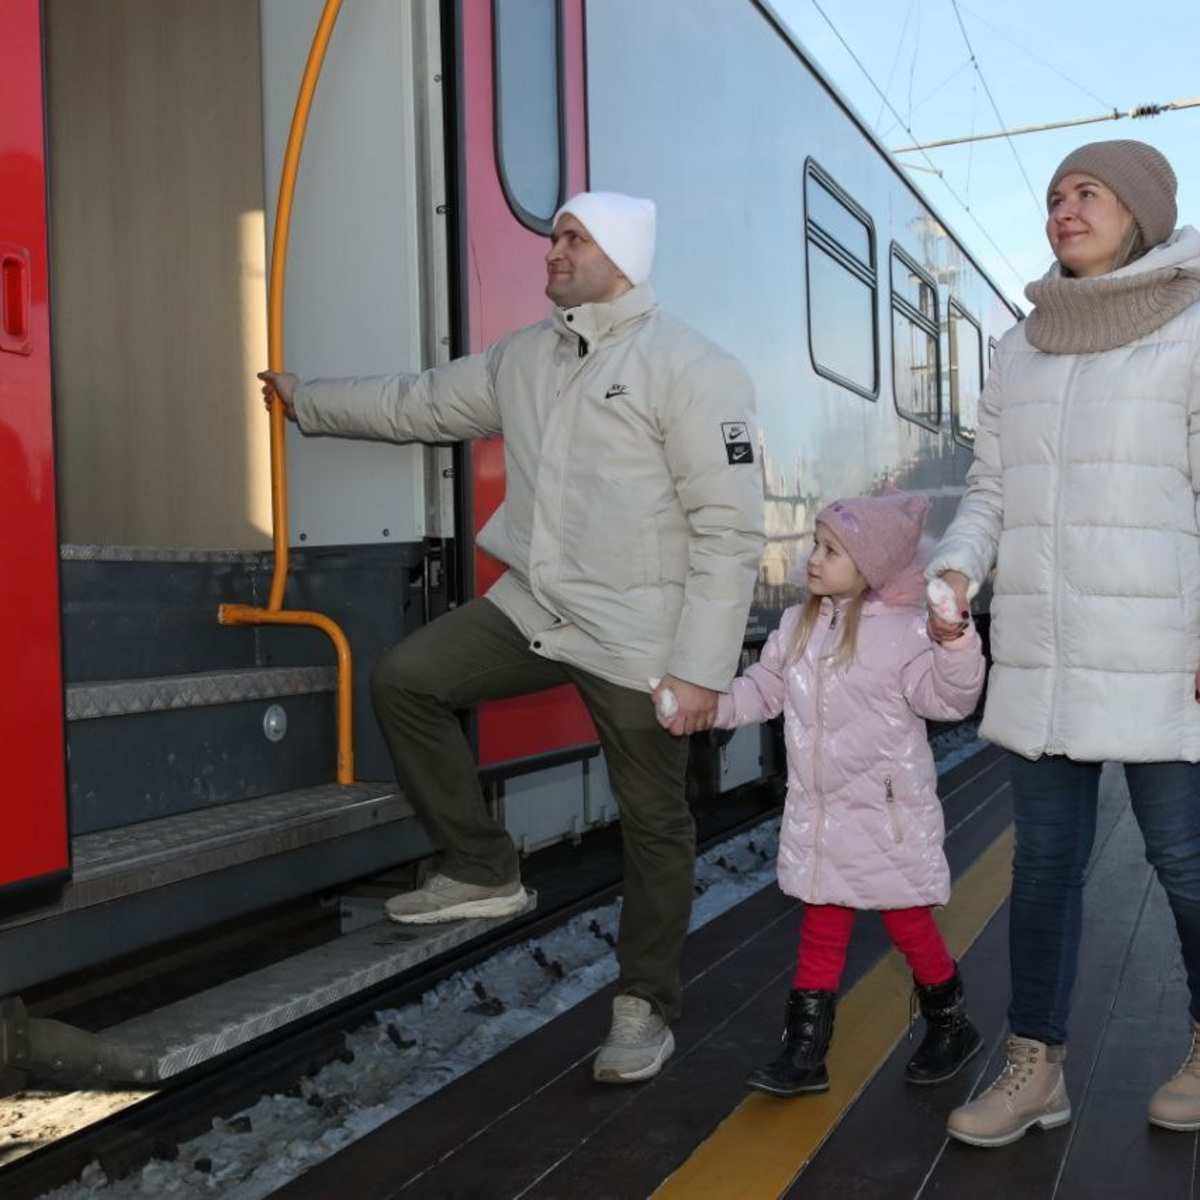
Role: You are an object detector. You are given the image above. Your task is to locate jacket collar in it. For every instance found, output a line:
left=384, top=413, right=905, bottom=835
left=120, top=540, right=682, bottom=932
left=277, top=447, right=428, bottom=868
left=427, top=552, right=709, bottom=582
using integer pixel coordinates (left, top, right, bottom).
left=1024, top=225, right=1200, bottom=354
left=819, top=593, right=922, bottom=622
left=553, top=283, right=658, bottom=349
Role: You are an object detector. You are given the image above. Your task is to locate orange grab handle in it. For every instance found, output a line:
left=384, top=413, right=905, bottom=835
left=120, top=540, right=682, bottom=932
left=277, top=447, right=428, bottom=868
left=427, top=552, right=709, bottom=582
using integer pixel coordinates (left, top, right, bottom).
left=219, top=604, right=353, bottom=784
left=223, top=0, right=354, bottom=784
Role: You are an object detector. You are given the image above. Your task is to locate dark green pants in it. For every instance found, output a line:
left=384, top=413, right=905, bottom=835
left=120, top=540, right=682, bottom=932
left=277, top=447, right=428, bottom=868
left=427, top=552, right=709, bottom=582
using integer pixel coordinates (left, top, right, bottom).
left=368, top=598, right=693, bottom=1020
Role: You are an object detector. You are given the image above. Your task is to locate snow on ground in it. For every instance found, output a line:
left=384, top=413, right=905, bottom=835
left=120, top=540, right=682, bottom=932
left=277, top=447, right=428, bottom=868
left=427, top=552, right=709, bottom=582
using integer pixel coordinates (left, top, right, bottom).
left=39, top=726, right=984, bottom=1199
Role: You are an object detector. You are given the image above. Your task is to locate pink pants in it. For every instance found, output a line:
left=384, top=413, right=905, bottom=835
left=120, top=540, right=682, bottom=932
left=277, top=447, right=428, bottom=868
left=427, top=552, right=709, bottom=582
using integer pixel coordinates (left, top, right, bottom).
left=793, top=903, right=954, bottom=991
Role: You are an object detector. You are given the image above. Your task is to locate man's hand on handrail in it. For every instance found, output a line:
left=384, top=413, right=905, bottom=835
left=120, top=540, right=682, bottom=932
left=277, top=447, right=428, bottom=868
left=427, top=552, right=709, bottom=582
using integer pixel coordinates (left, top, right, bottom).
left=258, top=370, right=299, bottom=422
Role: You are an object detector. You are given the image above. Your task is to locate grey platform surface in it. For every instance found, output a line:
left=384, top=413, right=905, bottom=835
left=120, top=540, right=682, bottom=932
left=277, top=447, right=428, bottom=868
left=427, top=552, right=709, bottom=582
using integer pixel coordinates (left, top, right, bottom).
left=102, top=894, right=538, bottom=1079
left=2, top=782, right=410, bottom=929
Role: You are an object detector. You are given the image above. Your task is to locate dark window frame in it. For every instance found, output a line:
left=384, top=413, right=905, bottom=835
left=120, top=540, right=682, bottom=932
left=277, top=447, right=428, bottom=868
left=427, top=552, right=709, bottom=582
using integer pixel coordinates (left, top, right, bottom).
left=803, top=159, right=879, bottom=401
left=948, top=298, right=984, bottom=447
left=888, top=243, right=941, bottom=431
left=492, top=0, right=568, bottom=234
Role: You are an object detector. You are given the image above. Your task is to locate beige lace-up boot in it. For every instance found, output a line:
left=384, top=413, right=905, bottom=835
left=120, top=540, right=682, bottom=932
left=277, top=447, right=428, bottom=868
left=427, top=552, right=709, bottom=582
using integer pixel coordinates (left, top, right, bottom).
left=946, top=1034, right=1070, bottom=1147
left=1148, top=1019, right=1200, bottom=1130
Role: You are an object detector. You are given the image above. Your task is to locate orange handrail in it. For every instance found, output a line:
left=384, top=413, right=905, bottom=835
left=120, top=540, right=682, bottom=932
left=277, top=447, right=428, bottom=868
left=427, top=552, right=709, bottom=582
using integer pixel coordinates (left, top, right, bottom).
left=219, top=605, right=353, bottom=784
left=219, top=0, right=354, bottom=784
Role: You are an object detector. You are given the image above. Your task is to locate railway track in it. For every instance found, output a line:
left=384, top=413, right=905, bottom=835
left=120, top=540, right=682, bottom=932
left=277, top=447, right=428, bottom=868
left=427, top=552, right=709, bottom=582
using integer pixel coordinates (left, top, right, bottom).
left=1, top=776, right=785, bottom=1200
left=3, top=723, right=983, bottom=1199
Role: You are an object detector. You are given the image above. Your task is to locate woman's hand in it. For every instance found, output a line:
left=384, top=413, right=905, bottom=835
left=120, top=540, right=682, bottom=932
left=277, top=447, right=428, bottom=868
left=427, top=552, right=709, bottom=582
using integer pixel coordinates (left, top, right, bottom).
left=928, top=570, right=971, bottom=644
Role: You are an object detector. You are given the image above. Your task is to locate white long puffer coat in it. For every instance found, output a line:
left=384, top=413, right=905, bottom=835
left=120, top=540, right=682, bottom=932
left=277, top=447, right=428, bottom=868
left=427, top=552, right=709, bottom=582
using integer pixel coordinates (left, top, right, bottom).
left=929, top=227, right=1200, bottom=762
left=715, top=568, right=985, bottom=909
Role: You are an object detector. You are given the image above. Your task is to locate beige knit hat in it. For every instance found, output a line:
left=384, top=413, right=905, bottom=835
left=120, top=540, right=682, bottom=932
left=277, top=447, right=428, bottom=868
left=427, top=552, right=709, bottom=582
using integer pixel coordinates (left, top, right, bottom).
left=1046, top=139, right=1177, bottom=247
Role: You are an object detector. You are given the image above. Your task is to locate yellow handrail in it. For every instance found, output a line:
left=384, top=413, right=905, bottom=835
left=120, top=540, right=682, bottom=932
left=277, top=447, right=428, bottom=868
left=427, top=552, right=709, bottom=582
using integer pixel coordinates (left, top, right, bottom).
left=220, top=0, right=354, bottom=784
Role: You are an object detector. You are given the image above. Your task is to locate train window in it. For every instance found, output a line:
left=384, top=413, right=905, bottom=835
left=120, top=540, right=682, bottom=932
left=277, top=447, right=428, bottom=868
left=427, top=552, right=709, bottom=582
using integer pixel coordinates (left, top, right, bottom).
left=804, top=163, right=878, bottom=398
left=949, top=300, right=984, bottom=445
left=807, top=177, right=872, bottom=264
left=890, top=247, right=940, bottom=429
left=494, top=0, right=565, bottom=231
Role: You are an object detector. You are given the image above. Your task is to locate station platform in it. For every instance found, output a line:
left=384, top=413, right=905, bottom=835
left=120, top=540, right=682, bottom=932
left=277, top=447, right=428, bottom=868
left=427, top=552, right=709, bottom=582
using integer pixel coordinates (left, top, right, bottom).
left=270, top=745, right=1196, bottom=1199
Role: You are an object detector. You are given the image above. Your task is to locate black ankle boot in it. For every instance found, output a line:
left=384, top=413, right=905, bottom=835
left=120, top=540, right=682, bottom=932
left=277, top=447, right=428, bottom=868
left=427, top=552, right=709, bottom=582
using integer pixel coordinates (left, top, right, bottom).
left=747, top=988, right=837, bottom=1097
left=905, top=968, right=983, bottom=1085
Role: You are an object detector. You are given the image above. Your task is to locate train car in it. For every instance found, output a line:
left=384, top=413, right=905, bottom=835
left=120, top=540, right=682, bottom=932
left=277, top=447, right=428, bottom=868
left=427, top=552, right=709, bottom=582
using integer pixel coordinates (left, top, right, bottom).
left=0, top=0, right=1017, bottom=1064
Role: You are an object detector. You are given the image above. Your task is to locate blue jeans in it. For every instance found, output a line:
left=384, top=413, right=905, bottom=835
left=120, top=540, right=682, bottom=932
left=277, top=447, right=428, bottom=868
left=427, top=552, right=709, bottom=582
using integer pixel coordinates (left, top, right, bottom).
left=1007, top=754, right=1200, bottom=1045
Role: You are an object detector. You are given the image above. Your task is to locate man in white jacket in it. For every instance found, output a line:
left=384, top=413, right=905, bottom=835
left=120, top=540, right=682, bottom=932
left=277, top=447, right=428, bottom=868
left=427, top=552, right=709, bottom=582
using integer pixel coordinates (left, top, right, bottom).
left=261, top=192, right=766, bottom=1083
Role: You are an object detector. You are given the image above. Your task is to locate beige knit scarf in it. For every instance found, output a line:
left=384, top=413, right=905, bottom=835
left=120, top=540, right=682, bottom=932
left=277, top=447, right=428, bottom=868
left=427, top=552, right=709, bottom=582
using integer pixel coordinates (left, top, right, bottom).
left=1024, top=261, right=1200, bottom=354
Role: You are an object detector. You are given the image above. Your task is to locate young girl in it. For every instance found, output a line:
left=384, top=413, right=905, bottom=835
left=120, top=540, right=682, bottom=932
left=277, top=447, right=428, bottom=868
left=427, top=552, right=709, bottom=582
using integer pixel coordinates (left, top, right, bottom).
left=717, top=489, right=986, bottom=1096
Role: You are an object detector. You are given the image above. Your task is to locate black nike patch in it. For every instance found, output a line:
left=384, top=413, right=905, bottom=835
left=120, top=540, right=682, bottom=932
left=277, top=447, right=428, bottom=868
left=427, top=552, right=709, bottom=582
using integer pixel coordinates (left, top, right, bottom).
left=721, top=421, right=754, bottom=465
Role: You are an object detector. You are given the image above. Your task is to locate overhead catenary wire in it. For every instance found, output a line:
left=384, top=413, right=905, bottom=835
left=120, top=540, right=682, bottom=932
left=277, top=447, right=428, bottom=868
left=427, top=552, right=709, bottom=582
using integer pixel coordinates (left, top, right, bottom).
left=948, top=0, right=1042, bottom=218
left=872, top=0, right=918, bottom=131
left=891, top=95, right=1200, bottom=153
left=806, top=0, right=1027, bottom=293
left=955, top=0, right=1115, bottom=112
left=878, top=59, right=974, bottom=143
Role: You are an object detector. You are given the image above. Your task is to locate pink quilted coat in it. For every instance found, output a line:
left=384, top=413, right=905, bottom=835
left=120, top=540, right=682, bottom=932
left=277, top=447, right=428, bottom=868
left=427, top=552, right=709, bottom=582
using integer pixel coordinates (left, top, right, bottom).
left=716, top=563, right=985, bottom=909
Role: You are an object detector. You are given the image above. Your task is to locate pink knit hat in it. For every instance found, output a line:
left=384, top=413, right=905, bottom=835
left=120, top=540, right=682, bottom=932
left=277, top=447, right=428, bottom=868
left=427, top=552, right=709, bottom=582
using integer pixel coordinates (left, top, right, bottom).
left=815, top=488, right=931, bottom=591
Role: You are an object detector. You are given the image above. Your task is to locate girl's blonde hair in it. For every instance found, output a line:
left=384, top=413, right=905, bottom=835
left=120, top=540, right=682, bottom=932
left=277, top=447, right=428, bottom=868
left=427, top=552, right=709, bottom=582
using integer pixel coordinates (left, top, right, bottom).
left=788, top=589, right=866, bottom=669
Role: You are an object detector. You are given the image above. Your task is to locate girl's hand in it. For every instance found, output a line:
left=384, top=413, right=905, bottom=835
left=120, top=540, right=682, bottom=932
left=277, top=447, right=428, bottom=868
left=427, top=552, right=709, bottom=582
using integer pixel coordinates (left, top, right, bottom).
left=648, top=678, right=678, bottom=726
left=652, top=675, right=718, bottom=736
left=928, top=571, right=971, bottom=644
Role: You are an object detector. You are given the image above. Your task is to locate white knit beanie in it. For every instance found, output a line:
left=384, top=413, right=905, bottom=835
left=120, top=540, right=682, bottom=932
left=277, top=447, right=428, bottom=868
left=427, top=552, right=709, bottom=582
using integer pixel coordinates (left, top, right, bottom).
left=554, top=191, right=656, bottom=285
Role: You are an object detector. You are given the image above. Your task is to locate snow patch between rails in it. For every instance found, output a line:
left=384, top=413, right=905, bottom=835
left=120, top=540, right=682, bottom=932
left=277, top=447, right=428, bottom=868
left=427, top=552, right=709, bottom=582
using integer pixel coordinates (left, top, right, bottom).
left=39, top=726, right=984, bottom=1199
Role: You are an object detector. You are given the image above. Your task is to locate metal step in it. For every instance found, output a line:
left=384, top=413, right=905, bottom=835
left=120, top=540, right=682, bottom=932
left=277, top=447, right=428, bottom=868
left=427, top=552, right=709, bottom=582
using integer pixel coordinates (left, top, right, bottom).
left=93, top=894, right=536, bottom=1080
left=65, top=667, right=342, bottom=833
left=0, top=780, right=430, bottom=994
left=2, top=782, right=411, bottom=932
left=66, top=665, right=336, bottom=720
left=60, top=545, right=267, bottom=680
left=58, top=542, right=426, bottom=784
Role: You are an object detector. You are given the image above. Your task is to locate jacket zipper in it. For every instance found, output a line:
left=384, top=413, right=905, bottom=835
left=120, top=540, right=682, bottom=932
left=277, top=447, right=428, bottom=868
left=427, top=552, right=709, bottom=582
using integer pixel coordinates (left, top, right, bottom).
left=578, top=335, right=589, bottom=358
left=812, top=603, right=834, bottom=894
left=884, top=776, right=903, bottom=843
left=1046, top=359, right=1076, bottom=752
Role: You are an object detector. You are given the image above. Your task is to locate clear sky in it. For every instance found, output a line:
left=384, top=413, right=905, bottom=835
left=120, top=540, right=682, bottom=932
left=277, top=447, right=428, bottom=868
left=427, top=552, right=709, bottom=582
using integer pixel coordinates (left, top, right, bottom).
left=769, top=0, right=1200, bottom=309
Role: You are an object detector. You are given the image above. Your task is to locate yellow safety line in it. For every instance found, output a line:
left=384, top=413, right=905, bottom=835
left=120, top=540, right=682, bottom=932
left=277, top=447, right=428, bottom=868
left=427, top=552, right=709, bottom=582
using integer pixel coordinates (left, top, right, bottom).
left=655, top=825, right=1014, bottom=1200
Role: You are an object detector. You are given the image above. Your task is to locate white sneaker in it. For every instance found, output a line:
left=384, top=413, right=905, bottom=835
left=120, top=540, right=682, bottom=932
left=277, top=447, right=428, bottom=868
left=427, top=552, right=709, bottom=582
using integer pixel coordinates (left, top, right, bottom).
left=593, top=995, right=675, bottom=1084
left=384, top=873, right=528, bottom=924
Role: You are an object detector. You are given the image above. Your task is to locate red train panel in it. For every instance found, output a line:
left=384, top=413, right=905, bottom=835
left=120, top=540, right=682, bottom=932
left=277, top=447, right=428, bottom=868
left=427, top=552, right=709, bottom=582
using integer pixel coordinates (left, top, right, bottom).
left=458, top=0, right=597, bottom=766
left=0, top=0, right=70, bottom=901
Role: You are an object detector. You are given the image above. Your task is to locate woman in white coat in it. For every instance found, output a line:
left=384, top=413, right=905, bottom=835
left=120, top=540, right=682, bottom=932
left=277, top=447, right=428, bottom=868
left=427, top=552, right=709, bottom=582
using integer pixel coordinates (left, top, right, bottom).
left=927, top=139, right=1200, bottom=1148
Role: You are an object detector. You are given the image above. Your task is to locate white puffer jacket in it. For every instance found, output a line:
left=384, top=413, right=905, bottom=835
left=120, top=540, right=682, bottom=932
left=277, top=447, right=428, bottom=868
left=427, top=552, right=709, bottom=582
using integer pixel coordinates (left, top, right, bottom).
left=929, top=227, right=1200, bottom=762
